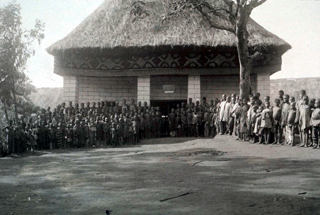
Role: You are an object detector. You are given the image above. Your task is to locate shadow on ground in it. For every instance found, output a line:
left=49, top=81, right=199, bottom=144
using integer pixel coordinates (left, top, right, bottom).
left=1, top=137, right=320, bottom=215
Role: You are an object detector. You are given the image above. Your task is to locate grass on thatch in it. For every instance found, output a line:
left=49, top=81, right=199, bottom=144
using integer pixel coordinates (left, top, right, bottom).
left=47, top=0, right=291, bottom=55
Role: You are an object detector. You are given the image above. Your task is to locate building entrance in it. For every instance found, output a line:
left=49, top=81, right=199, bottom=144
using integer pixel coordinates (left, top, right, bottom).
left=150, top=100, right=187, bottom=116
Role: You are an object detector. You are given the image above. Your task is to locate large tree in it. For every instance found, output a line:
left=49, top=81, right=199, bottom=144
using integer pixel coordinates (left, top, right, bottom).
left=161, top=0, right=267, bottom=99
left=0, top=2, right=45, bottom=123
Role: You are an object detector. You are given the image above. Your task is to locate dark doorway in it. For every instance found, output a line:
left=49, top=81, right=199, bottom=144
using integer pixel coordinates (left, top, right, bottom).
left=151, top=100, right=187, bottom=115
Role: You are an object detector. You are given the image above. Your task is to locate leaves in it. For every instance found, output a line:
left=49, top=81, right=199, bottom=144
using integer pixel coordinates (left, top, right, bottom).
left=0, top=1, right=45, bottom=120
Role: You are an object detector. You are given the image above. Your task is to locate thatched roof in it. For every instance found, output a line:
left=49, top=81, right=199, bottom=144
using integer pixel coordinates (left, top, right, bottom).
left=47, top=0, right=291, bottom=56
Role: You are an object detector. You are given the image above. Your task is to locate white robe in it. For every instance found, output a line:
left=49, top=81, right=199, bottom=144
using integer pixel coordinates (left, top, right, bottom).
left=219, top=101, right=231, bottom=122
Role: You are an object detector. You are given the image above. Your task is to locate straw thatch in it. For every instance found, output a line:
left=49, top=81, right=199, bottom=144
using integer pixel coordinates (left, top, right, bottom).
left=47, top=0, right=291, bottom=56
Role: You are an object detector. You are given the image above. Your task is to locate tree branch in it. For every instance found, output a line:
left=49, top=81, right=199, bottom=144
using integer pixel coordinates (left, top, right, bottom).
left=250, top=51, right=263, bottom=62
left=196, top=6, right=235, bottom=33
left=250, top=0, right=267, bottom=9
left=162, top=0, right=235, bottom=33
left=199, top=1, right=233, bottom=21
left=222, top=0, right=233, bottom=6
left=208, top=7, right=234, bottom=20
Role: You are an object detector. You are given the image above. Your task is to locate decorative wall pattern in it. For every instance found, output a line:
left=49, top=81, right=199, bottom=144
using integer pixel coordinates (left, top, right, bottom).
left=55, top=51, right=281, bottom=72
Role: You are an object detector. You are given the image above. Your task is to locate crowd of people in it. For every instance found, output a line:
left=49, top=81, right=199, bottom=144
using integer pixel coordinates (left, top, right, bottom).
left=223, top=90, right=320, bottom=148
left=1, top=89, right=320, bottom=157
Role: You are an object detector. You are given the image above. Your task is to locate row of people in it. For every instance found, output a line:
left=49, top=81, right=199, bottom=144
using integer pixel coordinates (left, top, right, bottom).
left=2, top=89, right=320, bottom=156
left=218, top=90, right=320, bottom=148
left=1, top=98, right=219, bottom=155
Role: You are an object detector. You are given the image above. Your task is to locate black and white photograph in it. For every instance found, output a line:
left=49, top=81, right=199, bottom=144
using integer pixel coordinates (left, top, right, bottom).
left=1, top=0, right=320, bottom=214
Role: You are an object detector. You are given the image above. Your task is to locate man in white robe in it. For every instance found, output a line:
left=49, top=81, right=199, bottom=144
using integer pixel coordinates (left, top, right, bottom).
left=219, top=95, right=231, bottom=135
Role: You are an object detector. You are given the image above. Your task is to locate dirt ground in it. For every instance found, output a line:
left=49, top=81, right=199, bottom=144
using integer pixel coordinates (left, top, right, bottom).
left=1, top=135, right=320, bottom=215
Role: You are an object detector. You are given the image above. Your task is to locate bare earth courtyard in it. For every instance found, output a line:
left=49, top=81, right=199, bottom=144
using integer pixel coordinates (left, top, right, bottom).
left=1, top=136, right=320, bottom=215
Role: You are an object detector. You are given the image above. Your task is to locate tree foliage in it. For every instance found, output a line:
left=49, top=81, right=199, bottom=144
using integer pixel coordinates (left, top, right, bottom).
left=0, top=1, right=45, bottom=123
left=161, top=0, right=267, bottom=99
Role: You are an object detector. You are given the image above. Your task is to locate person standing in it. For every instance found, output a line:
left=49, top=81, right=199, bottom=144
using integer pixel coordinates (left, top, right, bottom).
left=260, top=101, right=273, bottom=144
left=280, top=94, right=290, bottom=144
left=145, top=109, right=151, bottom=139
left=168, top=108, right=176, bottom=137
left=285, top=102, right=297, bottom=146
left=73, top=120, right=81, bottom=148
left=311, top=99, right=320, bottom=149
left=203, top=108, right=210, bottom=137
left=187, top=109, right=193, bottom=137
left=295, top=90, right=307, bottom=144
left=89, top=118, right=96, bottom=147
left=175, top=110, right=181, bottom=137
left=129, top=99, right=136, bottom=112
left=272, top=99, right=282, bottom=144
left=298, top=95, right=311, bottom=147
left=219, top=95, right=231, bottom=135
left=181, top=110, right=187, bottom=137
left=239, top=98, right=249, bottom=141
left=2, top=120, right=15, bottom=154
left=139, top=113, right=145, bottom=140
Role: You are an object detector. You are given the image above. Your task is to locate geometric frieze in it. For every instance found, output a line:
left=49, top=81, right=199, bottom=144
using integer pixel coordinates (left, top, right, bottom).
left=55, top=51, right=281, bottom=71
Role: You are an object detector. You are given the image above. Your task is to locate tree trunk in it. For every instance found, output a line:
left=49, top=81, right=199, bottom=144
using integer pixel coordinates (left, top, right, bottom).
left=12, top=92, right=19, bottom=123
left=235, top=7, right=251, bottom=100
left=12, top=78, right=19, bottom=123
left=1, top=99, right=10, bottom=124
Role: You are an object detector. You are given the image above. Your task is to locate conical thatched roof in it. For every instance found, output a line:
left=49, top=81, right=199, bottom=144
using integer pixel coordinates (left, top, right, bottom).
left=47, top=0, right=291, bottom=56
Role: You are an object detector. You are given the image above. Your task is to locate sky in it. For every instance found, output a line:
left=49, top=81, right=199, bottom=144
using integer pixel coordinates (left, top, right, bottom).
left=1, top=0, right=320, bottom=88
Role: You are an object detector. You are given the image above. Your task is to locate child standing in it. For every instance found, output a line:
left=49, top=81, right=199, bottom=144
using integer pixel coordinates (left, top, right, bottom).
left=272, top=99, right=282, bottom=144
left=210, top=108, right=218, bottom=138
left=117, top=118, right=124, bottom=146
left=311, top=99, right=320, bottom=149
left=89, top=118, right=96, bottom=147
left=110, top=121, right=117, bottom=147
left=250, top=105, right=259, bottom=143
left=280, top=94, right=290, bottom=144
left=233, top=99, right=242, bottom=140
left=132, top=116, right=139, bottom=144
left=298, top=96, right=311, bottom=147
left=181, top=110, right=187, bottom=137
left=175, top=111, right=181, bottom=137
left=254, top=106, right=263, bottom=144
left=260, top=101, right=273, bottom=144
left=123, top=118, right=129, bottom=145
left=192, top=111, right=199, bottom=137
left=168, top=108, right=176, bottom=137
left=239, top=98, right=249, bottom=141
left=203, top=108, right=210, bottom=137
left=285, top=102, right=297, bottom=146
